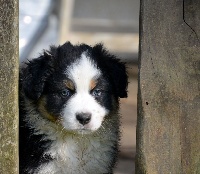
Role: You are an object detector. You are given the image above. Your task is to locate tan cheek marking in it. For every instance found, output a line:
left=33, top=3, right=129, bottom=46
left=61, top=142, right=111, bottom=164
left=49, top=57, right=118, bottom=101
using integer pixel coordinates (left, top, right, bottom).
left=37, top=97, right=59, bottom=123
left=90, top=79, right=97, bottom=90
left=65, top=80, right=75, bottom=91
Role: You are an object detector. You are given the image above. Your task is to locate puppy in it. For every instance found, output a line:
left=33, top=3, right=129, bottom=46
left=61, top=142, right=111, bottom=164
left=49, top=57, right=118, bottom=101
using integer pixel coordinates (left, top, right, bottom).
left=19, top=42, right=128, bottom=174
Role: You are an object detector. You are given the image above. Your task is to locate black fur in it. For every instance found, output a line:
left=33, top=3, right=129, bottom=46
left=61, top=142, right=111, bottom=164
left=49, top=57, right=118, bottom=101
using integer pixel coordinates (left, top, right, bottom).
left=91, top=43, right=128, bottom=98
left=19, top=115, right=52, bottom=173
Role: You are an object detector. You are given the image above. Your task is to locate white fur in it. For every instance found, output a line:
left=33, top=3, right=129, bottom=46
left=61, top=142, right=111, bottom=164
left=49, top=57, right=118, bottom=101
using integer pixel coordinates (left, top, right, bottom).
left=37, top=130, right=118, bottom=174
left=62, top=53, right=108, bottom=132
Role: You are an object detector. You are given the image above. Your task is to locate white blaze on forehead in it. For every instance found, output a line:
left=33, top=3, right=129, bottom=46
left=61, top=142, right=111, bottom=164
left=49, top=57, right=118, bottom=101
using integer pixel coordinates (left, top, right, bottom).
left=67, top=53, right=101, bottom=91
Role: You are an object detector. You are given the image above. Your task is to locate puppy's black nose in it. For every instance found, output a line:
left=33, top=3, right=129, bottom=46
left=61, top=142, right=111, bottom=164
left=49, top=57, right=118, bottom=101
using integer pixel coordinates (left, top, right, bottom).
left=76, top=112, right=91, bottom=125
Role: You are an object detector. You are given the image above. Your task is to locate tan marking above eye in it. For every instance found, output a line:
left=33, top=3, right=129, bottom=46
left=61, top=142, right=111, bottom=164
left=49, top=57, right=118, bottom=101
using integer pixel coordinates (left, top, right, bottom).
left=90, top=79, right=97, bottom=90
left=65, top=79, right=75, bottom=90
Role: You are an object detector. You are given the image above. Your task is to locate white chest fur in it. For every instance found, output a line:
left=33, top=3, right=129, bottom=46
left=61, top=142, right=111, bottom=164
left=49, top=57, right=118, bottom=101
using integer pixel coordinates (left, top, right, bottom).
left=24, top=101, right=119, bottom=174
left=37, top=132, right=116, bottom=174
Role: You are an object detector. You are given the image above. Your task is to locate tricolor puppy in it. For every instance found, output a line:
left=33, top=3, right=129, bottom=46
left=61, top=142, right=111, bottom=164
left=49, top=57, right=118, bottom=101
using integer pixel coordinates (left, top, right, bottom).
left=19, top=42, right=128, bottom=174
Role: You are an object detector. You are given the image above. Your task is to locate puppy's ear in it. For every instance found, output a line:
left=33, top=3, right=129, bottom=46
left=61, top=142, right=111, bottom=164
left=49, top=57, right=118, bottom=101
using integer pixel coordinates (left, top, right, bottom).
left=92, top=44, right=128, bottom=98
left=21, top=51, right=53, bottom=101
left=108, top=58, right=128, bottom=98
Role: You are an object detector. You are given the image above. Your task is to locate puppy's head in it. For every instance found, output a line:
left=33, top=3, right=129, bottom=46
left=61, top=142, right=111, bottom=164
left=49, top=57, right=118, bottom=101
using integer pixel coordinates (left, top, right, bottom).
left=21, top=42, right=128, bottom=134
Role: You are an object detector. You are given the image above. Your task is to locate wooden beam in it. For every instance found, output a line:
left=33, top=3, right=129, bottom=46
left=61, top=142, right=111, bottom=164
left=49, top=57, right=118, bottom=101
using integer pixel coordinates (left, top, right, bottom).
left=0, top=0, right=19, bottom=173
left=136, top=0, right=200, bottom=173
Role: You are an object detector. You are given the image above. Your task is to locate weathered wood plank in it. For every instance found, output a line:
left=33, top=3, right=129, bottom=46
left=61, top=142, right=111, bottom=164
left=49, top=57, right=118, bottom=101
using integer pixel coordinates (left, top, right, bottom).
left=136, top=0, right=200, bottom=173
left=0, top=0, right=19, bottom=173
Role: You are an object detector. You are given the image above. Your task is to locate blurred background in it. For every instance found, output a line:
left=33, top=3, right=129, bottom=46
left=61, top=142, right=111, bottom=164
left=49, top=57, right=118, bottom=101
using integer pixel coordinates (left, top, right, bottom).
left=19, top=0, right=139, bottom=173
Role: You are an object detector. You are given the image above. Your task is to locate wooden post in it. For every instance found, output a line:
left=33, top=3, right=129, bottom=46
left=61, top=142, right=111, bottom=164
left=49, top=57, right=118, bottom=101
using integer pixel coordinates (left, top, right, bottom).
left=136, top=0, right=200, bottom=173
left=58, top=0, right=74, bottom=44
left=0, top=0, right=19, bottom=173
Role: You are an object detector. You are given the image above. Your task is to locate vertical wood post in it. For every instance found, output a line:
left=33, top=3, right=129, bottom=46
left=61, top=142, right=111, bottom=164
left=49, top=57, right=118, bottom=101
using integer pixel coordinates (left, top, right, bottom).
left=0, top=0, right=19, bottom=173
left=58, top=0, right=74, bottom=44
left=136, top=0, right=200, bottom=173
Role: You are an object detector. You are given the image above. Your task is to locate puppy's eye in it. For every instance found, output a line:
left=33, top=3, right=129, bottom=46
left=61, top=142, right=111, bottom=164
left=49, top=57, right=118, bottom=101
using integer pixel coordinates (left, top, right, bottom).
left=91, top=89, right=102, bottom=97
left=61, top=89, right=71, bottom=97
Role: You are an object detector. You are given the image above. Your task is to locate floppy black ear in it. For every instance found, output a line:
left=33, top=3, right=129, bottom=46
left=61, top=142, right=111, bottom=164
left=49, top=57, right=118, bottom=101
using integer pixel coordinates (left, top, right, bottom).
left=108, top=58, right=128, bottom=98
left=20, top=51, right=53, bottom=101
left=92, top=44, right=128, bottom=98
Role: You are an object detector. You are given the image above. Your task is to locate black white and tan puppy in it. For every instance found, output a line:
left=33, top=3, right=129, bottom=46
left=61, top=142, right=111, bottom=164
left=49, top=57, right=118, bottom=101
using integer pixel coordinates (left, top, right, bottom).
left=19, top=42, right=128, bottom=174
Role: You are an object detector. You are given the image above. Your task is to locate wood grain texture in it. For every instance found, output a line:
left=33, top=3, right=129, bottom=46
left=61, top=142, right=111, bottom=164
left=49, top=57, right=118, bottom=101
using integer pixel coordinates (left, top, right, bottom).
left=0, top=0, right=19, bottom=173
left=136, top=0, right=200, bottom=173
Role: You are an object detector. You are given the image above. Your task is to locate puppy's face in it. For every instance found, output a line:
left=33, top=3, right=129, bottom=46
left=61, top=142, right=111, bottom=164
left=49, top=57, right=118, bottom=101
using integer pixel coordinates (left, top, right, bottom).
left=21, top=42, right=128, bottom=134
left=42, top=53, right=111, bottom=133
